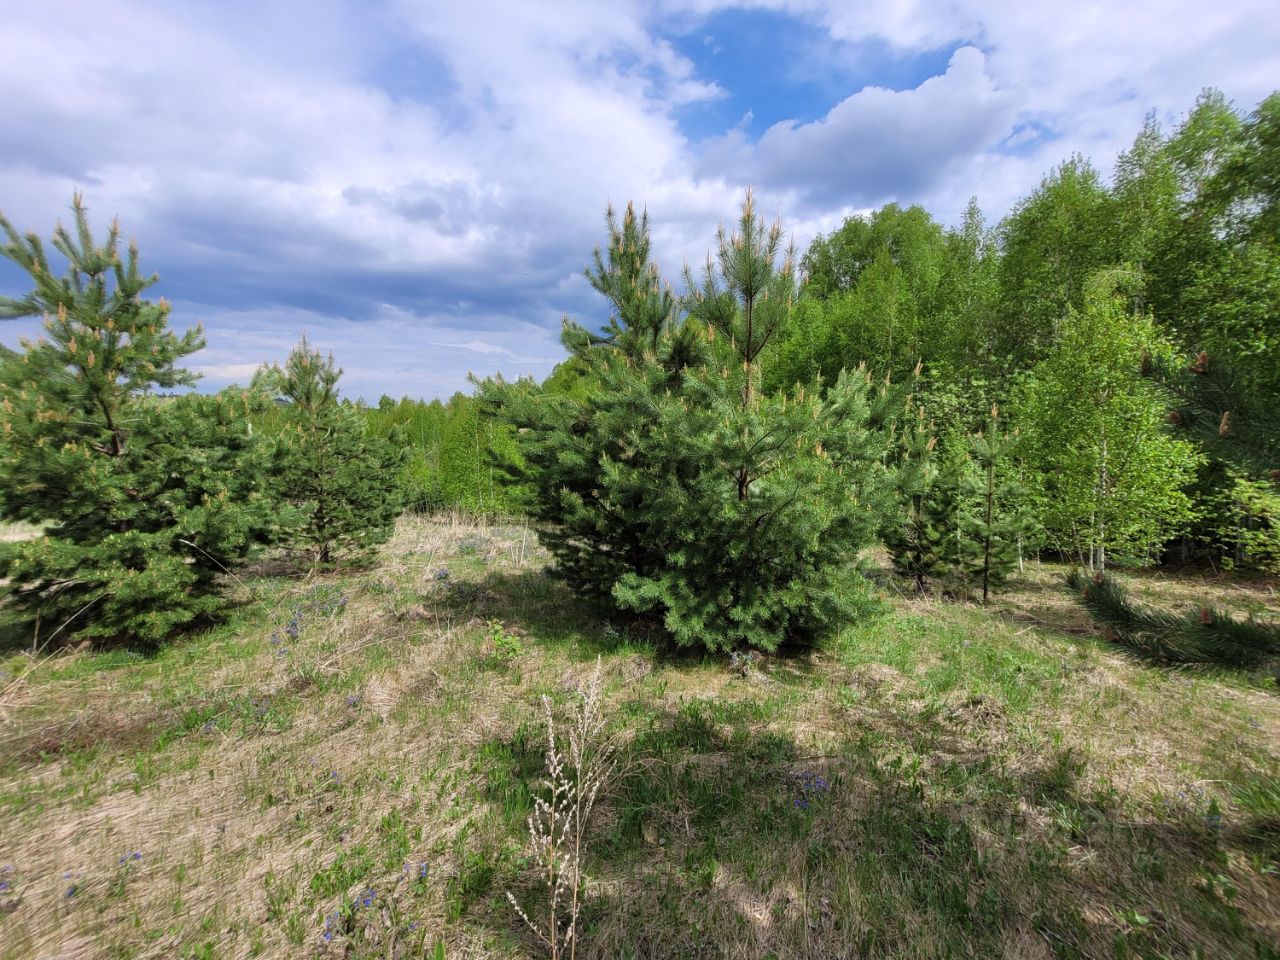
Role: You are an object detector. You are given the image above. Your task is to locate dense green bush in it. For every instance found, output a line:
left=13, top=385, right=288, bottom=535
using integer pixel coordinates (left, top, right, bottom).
left=272, top=339, right=404, bottom=565
left=0, top=197, right=284, bottom=644
left=364, top=393, right=520, bottom=515
left=481, top=196, right=904, bottom=652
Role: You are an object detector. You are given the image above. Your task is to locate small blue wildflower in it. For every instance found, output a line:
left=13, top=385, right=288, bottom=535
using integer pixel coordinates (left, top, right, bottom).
left=360, top=887, right=376, bottom=908
left=65, top=885, right=77, bottom=899
left=2, top=864, right=13, bottom=874
left=408, top=921, right=419, bottom=931
left=794, top=796, right=809, bottom=810
left=346, top=694, right=361, bottom=708
left=330, top=771, right=340, bottom=782
left=418, top=862, right=429, bottom=880
left=0, top=881, right=11, bottom=892
left=433, top=568, right=450, bottom=581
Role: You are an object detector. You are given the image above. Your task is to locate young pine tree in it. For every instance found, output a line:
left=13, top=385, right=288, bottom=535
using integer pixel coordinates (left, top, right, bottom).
left=274, top=338, right=404, bottom=565
left=956, top=407, right=1036, bottom=601
left=882, top=407, right=962, bottom=593
left=612, top=192, right=903, bottom=651
left=483, top=195, right=903, bottom=652
left=477, top=202, right=702, bottom=598
left=0, top=195, right=282, bottom=644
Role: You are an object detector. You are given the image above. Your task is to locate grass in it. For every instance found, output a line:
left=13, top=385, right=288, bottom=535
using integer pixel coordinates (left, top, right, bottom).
left=0, top=515, right=1277, bottom=958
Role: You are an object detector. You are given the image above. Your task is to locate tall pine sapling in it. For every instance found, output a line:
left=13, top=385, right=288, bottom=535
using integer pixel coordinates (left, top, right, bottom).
left=958, top=407, right=1035, bottom=601
left=274, top=338, right=404, bottom=566
left=476, top=202, right=702, bottom=599
left=612, top=192, right=903, bottom=650
left=0, top=195, right=281, bottom=644
left=883, top=406, right=958, bottom=593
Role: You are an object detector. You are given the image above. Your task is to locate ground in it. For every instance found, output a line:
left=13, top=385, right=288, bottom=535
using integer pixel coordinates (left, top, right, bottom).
left=1, top=515, right=1278, bottom=959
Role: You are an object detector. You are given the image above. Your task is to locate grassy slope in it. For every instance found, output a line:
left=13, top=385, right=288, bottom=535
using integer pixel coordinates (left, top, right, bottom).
left=0, top=516, right=1277, bottom=959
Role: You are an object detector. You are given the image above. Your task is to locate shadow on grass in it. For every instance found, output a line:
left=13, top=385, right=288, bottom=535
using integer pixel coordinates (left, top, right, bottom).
left=436, top=568, right=878, bottom=685
left=435, top=567, right=725, bottom=669
left=466, top=699, right=1280, bottom=960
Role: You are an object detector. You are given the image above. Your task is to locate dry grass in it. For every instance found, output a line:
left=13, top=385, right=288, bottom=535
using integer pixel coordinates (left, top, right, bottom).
left=0, top=516, right=1277, bottom=959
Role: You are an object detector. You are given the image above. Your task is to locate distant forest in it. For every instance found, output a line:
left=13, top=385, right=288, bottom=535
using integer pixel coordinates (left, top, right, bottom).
left=376, top=88, right=1279, bottom=575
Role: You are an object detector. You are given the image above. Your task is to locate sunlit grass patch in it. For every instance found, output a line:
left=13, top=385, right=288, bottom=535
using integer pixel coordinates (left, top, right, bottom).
left=0, top=514, right=1277, bottom=958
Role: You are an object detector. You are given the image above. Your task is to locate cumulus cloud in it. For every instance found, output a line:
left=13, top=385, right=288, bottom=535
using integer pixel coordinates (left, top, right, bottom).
left=699, top=46, right=1014, bottom=207
left=1, top=0, right=1277, bottom=398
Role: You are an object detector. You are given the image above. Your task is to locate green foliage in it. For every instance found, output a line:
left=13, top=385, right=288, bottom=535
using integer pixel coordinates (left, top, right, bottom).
left=1067, top=570, right=1280, bottom=668
left=1147, top=350, right=1280, bottom=483
left=0, top=196, right=283, bottom=644
left=1205, top=473, right=1280, bottom=575
left=1014, top=270, right=1200, bottom=569
left=882, top=408, right=955, bottom=593
left=956, top=408, right=1037, bottom=601
left=273, top=338, right=404, bottom=565
left=772, top=203, right=948, bottom=390
left=996, top=156, right=1117, bottom=363
left=364, top=393, right=519, bottom=515
left=482, top=196, right=902, bottom=652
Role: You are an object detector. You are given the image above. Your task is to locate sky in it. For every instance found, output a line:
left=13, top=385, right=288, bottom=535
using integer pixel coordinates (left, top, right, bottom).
left=1, top=0, right=1277, bottom=401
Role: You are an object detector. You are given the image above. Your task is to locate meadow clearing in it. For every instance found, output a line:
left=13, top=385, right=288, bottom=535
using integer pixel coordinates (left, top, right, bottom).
left=1, top=515, right=1277, bottom=960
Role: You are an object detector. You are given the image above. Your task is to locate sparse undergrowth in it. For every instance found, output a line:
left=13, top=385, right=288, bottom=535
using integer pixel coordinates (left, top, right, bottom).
left=0, top=515, right=1277, bottom=959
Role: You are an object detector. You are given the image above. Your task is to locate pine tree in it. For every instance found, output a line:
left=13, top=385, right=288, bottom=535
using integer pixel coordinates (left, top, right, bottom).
left=957, top=407, right=1036, bottom=601
left=273, top=338, right=404, bottom=565
left=482, top=195, right=904, bottom=652
left=0, top=195, right=283, bottom=644
left=883, top=406, right=953, bottom=593
left=477, top=202, right=700, bottom=598
left=618, top=194, right=905, bottom=650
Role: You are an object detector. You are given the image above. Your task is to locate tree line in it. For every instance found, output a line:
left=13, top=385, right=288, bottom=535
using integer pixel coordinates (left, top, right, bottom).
left=0, top=87, right=1275, bottom=656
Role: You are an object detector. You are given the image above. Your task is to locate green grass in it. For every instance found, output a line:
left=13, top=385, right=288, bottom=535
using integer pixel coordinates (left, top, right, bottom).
left=0, top=515, right=1277, bottom=958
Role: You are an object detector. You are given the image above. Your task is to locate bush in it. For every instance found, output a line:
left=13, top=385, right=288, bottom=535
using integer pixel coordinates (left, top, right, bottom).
left=481, top=195, right=903, bottom=652
left=272, top=338, right=404, bottom=565
left=0, top=197, right=284, bottom=645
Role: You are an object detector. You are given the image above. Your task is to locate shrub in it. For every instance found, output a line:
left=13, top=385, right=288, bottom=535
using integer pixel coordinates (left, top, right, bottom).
left=0, top=197, right=284, bottom=645
left=481, top=195, right=903, bottom=652
left=272, top=338, right=404, bottom=565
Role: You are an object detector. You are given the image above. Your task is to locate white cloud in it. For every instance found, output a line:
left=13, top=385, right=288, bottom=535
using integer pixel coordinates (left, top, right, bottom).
left=1, top=0, right=1277, bottom=398
left=699, top=46, right=1014, bottom=208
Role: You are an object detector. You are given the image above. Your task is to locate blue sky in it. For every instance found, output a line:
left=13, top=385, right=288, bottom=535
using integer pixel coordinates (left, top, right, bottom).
left=1, top=0, right=1277, bottom=401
